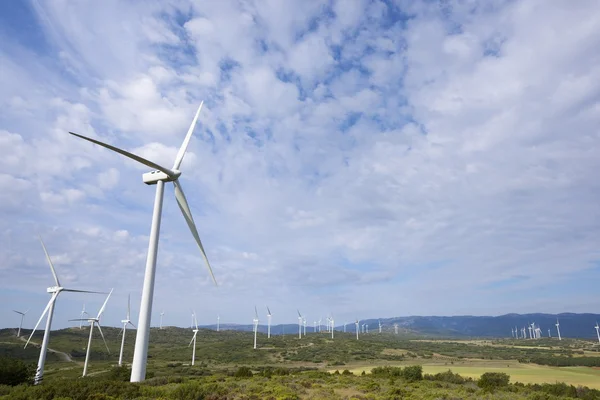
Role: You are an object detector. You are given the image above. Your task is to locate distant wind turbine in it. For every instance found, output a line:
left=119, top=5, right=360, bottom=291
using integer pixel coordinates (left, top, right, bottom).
left=355, top=320, right=360, bottom=340
left=13, top=309, right=28, bottom=337
left=297, top=310, right=303, bottom=339
left=378, top=320, right=382, bottom=334
left=343, top=322, right=346, bottom=333
left=330, top=315, right=334, bottom=339
left=78, top=304, right=88, bottom=329
left=70, top=289, right=113, bottom=377
left=117, top=294, right=136, bottom=366
left=25, top=237, right=104, bottom=384
left=253, top=306, right=259, bottom=349
left=70, top=101, right=217, bottom=382
left=266, top=307, right=271, bottom=338
left=556, top=319, right=562, bottom=341
left=595, top=322, right=600, bottom=344
left=548, top=329, right=551, bottom=338
left=217, top=314, right=220, bottom=332
left=189, top=311, right=199, bottom=366
left=394, top=323, right=399, bottom=334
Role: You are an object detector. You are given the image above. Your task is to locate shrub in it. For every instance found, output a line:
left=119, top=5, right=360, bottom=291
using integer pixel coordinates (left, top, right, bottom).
left=0, top=357, right=36, bottom=386
left=234, top=366, right=253, bottom=378
left=104, top=365, right=131, bottom=382
left=478, top=372, right=510, bottom=392
left=401, top=365, right=423, bottom=382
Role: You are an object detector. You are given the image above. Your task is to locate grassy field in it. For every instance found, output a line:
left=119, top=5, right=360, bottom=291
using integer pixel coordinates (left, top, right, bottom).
left=340, top=360, right=600, bottom=389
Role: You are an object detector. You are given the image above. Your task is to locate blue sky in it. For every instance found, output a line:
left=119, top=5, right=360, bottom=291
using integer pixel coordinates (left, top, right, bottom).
left=1, top=0, right=599, bottom=330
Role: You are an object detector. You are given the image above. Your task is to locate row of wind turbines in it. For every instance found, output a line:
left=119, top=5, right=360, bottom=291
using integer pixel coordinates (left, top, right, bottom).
left=510, top=320, right=600, bottom=343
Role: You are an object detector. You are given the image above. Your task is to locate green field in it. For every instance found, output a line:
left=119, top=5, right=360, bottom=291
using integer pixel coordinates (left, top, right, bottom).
left=342, top=360, right=600, bottom=389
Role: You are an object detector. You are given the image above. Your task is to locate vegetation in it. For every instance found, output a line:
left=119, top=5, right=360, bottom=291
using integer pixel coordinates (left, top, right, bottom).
left=0, top=357, right=35, bottom=386
left=1, top=328, right=600, bottom=398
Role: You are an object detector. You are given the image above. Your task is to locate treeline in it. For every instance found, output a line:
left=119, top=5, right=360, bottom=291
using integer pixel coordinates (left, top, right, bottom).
left=520, top=356, right=600, bottom=367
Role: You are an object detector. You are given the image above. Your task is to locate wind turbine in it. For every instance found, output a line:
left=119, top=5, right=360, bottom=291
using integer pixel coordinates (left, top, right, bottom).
left=303, top=317, right=307, bottom=336
left=330, top=315, right=334, bottom=339
left=556, top=319, right=562, bottom=340
left=24, top=237, right=104, bottom=385
left=394, top=323, right=399, bottom=334
left=314, top=320, right=317, bottom=332
left=253, top=306, right=259, bottom=349
left=13, top=309, right=28, bottom=337
left=297, top=310, right=302, bottom=339
left=70, top=289, right=113, bottom=377
left=355, top=320, right=360, bottom=340
left=266, top=307, right=271, bottom=338
left=595, top=322, right=600, bottom=344
left=548, top=329, right=551, bottom=338
left=159, top=311, right=164, bottom=329
left=528, top=324, right=533, bottom=339
left=366, top=324, right=369, bottom=334
left=117, top=294, right=136, bottom=366
left=343, top=322, right=346, bottom=333
left=318, top=317, right=322, bottom=332
left=189, top=311, right=199, bottom=366
left=78, top=304, right=88, bottom=329
left=378, top=320, right=382, bottom=333
left=217, top=314, right=220, bottom=332
left=70, top=101, right=218, bottom=382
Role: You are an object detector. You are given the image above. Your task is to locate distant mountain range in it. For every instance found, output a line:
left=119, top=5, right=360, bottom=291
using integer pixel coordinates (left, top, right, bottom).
left=195, top=313, right=600, bottom=339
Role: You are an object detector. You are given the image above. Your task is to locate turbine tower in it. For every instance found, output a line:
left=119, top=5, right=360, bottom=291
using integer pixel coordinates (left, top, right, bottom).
left=117, top=294, right=136, bottom=366
left=303, top=317, right=307, bottom=336
left=25, top=237, right=103, bottom=384
left=555, top=319, right=562, bottom=341
left=548, top=329, right=551, bottom=338
left=70, top=289, right=113, bottom=377
left=343, top=322, right=346, bottom=333
left=189, top=311, right=199, bottom=366
left=13, top=309, right=28, bottom=337
left=330, top=315, right=334, bottom=339
left=394, top=323, right=399, bottom=334
left=266, top=307, right=272, bottom=338
left=70, top=101, right=218, bottom=382
left=355, top=320, right=360, bottom=340
left=595, top=322, right=600, bottom=344
left=159, top=311, right=164, bottom=329
left=379, top=320, right=382, bottom=333
left=297, top=310, right=303, bottom=339
left=253, top=306, right=259, bottom=349
left=217, top=314, right=220, bottom=332
left=314, top=321, right=317, bottom=332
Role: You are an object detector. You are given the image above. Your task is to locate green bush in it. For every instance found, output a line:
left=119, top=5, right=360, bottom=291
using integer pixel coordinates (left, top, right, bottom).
left=233, top=366, right=253, bottom=378
left=0, top=357, right=35, bottom=386
left=478, top=372, right=510, bottom=392
left=401, top=365, right=423, bottom=382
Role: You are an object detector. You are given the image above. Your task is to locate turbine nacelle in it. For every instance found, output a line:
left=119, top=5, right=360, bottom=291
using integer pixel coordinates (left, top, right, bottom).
left=47, top=286, right=62, bottom=293
left=142, top=169, right=181, bottom=185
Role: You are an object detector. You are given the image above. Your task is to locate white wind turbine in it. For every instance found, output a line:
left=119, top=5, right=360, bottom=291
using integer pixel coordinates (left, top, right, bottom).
left=13, top=309, right=29, bottom=337
left=303, top=317, right=307, bottom=336
left=70, top=101, right=217, bottom=382
left=217, top=314, right=220, bottom=332
left=528, top=324, right=533, bottom=339
left=70, top=289, right=113, bottom=377
left=318, top=317, right=322, bottom=332
left=330, top=315, right=334, bottom=339
left=314, top=321, right=317, bottom=332
left=343, top=322, right=346, bottom=333
left=159, top=311, right=165, bottom=329
left=355, top=320, right=360, bottom=340
left=556, top=319, right=562, bottom=340
left=266, top=307, right=272, bottom=338
left=24, top=237, right=104, bottom=385
left=594, top=322, right=600, bottom=344
left=78, top=304, right=89, bottom=329
left=189, top=311, right=199, bottom=366
left=117, top=294, right=136, bottom=367
left=297, top=310, right=303, bottom=339
left=378, top=320, right=382, bottom=334
left=394, top=323, right=399, bottom=334
left=548, top=329, right=551, bottom=338
left=366, top=324, right=369, bottom=334
left=253, top=306, right=259, bottom=349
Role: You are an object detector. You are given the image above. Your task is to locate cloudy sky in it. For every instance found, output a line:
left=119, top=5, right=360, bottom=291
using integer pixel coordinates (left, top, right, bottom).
left=1, top=0, right=599, bottom=330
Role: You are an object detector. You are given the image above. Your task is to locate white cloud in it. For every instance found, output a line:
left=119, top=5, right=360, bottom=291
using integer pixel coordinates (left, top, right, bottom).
left=1, top=0, right=599, bottom=329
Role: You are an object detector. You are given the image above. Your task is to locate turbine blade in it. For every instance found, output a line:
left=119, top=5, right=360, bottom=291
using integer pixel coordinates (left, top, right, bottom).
left=69, top=318, right=91, bottom=322
left=127, top=293, right=131, bottom=320
left=128, top=321, right=136, bottom=329
left=189, top=331, right=198, bottom=347
left=24, top=293, right=58, bottom=348
left=13, top=310, right=24, bottom=315
left=173, top=180, right=217, bottom=285
left=96, top=323, right=110, bottom=354
left=255, top=306, right=258, bottom=319
left=194, top=311, right=198, bottom=330
left=267, top=306, right=271, bottom=316
left=69, top=132, right=175, bottom=177
left=62, top=289, right=107, bottom=294
left=39, top=236, right=60, bottom=287
left=173, top=101, right=203, bottom=170
left=97, top=289, right=113, bottom=318
left=117, top=327, right=124, bottom=338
